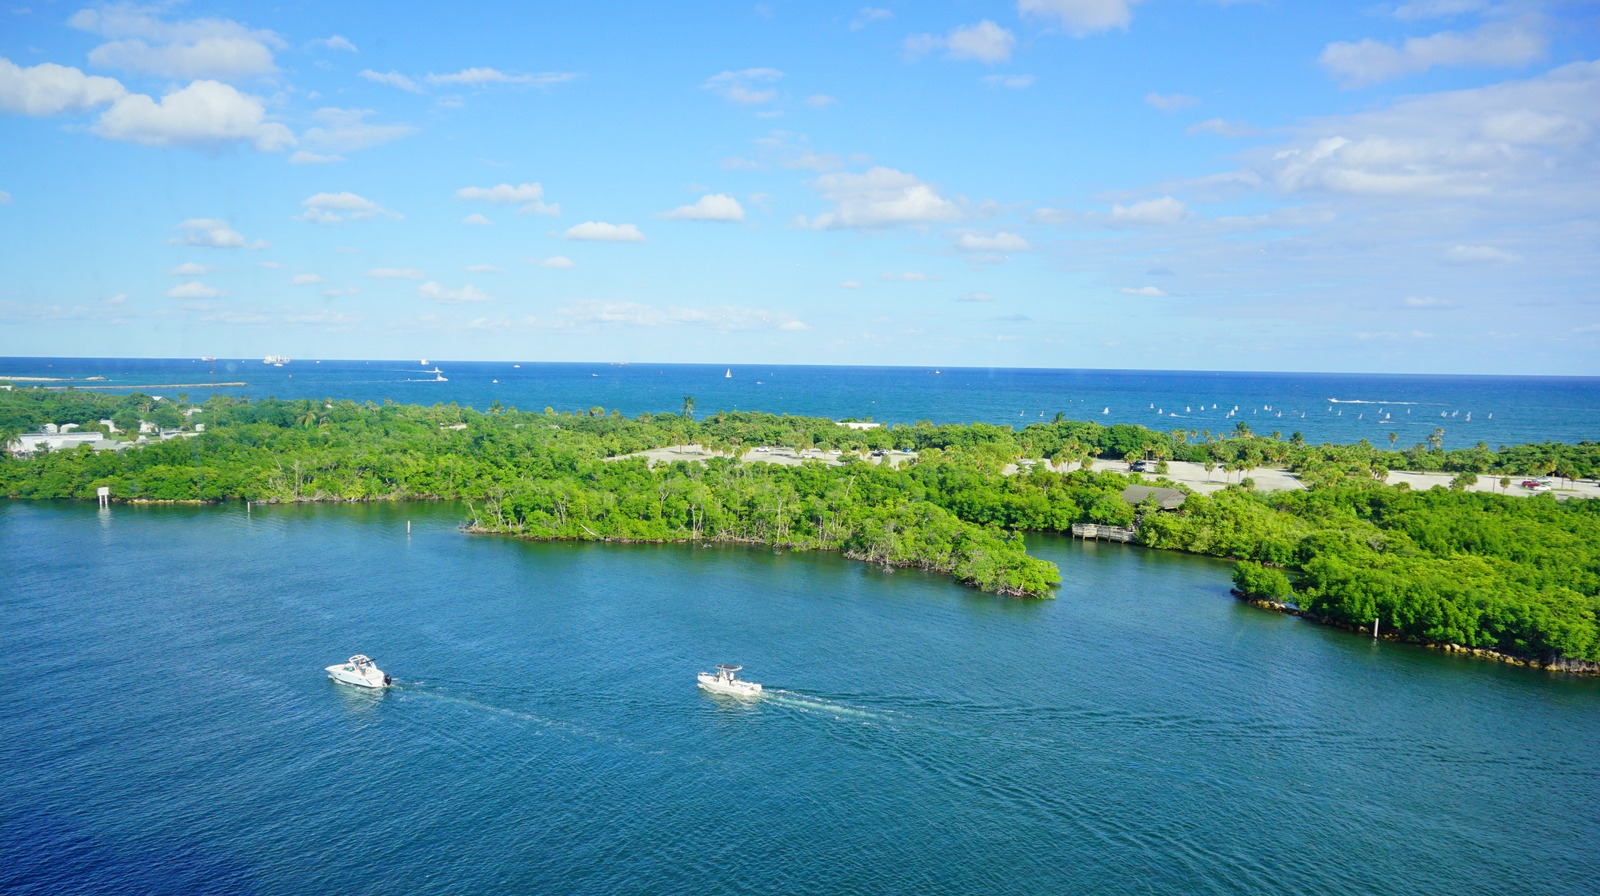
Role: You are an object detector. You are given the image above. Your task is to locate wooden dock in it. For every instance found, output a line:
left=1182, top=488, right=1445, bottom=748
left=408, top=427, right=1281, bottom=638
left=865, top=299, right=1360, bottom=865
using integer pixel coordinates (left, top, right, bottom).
left=1070, top=523, right=1137, bottom=543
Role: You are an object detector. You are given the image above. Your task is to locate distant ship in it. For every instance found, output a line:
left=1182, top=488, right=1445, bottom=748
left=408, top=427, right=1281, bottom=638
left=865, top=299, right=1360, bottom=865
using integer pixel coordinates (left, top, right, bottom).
left=201, top=356, right=216, bottom=362
left=264, top=355, right=289, bottom=365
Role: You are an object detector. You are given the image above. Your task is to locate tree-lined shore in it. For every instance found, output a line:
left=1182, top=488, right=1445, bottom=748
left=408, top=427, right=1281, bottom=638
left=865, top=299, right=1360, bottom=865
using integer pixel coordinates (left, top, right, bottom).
left=3, top=386, right=1597, bottom=668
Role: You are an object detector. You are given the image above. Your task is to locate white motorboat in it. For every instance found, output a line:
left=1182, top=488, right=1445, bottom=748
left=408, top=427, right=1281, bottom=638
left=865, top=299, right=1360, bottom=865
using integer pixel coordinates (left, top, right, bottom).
left=697, top=663, right=761, bottom=698
left=326, top=654, right=391, bottom=688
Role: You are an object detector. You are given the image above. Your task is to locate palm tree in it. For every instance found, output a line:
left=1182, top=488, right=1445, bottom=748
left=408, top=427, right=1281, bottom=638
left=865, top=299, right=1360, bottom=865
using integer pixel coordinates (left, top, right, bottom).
left=1388, top=432, right=1398, bottom=449
left=681, top=395, right=696, bottom=420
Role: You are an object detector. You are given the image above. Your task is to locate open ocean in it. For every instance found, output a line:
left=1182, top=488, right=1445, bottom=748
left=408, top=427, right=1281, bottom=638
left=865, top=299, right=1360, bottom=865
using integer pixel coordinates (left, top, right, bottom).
left=3, top=356, right=1598, bottom=447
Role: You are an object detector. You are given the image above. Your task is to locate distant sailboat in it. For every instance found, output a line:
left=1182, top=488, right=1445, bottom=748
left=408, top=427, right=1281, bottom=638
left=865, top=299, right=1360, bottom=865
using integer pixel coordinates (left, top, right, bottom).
left=725, top=368, right=731, bottom=378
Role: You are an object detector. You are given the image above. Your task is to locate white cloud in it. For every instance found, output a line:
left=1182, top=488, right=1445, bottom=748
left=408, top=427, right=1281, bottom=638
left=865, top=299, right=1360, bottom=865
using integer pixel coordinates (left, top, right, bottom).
left=959, top=291, right=995, bottom=302
left=840, top=280, right=861, bottom=288
left=291, top=273, right=323, bottom=285
left=93, top=80, right=294, bottom=151
left=1402, top=295, right=1453, bottom=307
left=359, top=69, right=422, bottom=93
left=464, top=264, right=505, bottom=273
left=314, top=35, right=358, bottom=53
left=426, top=68, right=577, bottom=87
left=418, top=281, right=493, bottom=303
left=703, top=68, right=784, bottom=105
left=367, top=267, right=428, bottom=280
left=905, top=20, right=1015, bottom=64
left=296, top=191, right=399, bottom=223
left=174, top=218, right=268, bottom=249
left=167, top=281, right=224, bottom=298
left=301, top=107, right=416, bottom=152
left=1109, top=196, right=1188, bottom=227
left=1145, top=92, right=1198, bottom=112
left=557, top=299, right=807, bottom=332
left=804, top=94, right=836, bottom=108
left=1319, top=19, right=1547, bottom=88
left=958, top=231, right=1032, bottom=251
left=1444, top=244, right=1521, bottom=264
left=456, top=182, right=559, bottom=216
left=538, top=256, right=577, bottom=268
left=563, top=222, right=645, bottom=242
left=1119, top=286, right=1168, bottom=297
left=1393, top=0, right=1489, bottom=20
left=752, top=132, right=845, bottom=171
left=462, top=213, right=493, bottom=226
left=1240, top=58, right=1600, bottom=205
left=804, top=166, right=961, bottom=229
left=167, top=262, right=212, bottom=276
left=69, top=7, right=282, bottom=80
left=659, top=193, right=745, bottom=221
left=0, top=57, right=127, bottom=116
left=288, top=149, right=344, bottom=164
left=1019, top=0, right=1141, bottom=37
left=1187, top=118, right=1260, bottom=138
left=323, top=286, right=360, bottom=297
left=0, top=190, right=9, bottom=205
left=981, top=74, right=1035, bottom=89
left=880, top=271, right=940, bottom=282
left=852, top=8, right=893, bottom=30
left=258, top=261, right=282, bottom=269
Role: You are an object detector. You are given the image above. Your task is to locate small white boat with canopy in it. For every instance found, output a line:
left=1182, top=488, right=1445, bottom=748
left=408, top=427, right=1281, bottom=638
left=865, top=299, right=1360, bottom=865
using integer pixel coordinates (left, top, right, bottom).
left=697, top=664, right=761, bottom=698
left=326, top=654, right=391, bottom=688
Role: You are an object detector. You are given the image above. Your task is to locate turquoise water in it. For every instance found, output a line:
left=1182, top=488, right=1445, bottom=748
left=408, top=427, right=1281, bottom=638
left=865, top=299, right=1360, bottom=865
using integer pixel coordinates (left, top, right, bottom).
left=5, top=356, right=1599, bottom=447
left=2, top=500, right=1596, bottom=894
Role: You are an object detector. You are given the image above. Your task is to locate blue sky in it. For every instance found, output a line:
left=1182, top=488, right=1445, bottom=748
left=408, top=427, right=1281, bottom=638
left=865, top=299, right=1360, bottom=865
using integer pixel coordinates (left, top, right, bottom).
left=2, top=1, right=1597, bottom=373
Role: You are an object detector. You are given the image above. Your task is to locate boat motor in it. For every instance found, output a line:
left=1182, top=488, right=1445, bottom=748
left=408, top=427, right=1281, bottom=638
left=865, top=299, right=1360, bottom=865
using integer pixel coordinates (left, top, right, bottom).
left=383, top=674, right=393, bottom=686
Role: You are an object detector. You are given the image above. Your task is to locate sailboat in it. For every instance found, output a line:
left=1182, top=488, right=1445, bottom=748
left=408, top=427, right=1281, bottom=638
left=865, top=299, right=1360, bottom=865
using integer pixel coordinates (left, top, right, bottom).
left=725, top=368, right=732, bottom=378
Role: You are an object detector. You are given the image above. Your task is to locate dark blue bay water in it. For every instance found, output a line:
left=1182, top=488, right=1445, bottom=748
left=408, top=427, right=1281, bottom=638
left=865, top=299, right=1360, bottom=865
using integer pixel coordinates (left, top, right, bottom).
left=4, top=356, right=1599, bottom=447
left=2, top=500, right=1596, bottom=895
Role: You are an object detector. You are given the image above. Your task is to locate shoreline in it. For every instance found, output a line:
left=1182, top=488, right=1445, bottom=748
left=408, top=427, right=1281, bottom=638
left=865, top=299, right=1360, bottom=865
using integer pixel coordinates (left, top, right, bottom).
left=27, top=489, right=1596, bottom=670
left=1235, top=592, right=1600, bottom=675
left=43, top=382, right=250, bottom=389
left=462, top=525, right=1047, bottom=598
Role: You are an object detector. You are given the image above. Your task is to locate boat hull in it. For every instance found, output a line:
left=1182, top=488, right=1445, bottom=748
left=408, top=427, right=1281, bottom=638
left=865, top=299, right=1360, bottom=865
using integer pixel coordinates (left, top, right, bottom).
left=326, top=665, right=387, bottom=688
left=697, top=673, right=761, bottom=698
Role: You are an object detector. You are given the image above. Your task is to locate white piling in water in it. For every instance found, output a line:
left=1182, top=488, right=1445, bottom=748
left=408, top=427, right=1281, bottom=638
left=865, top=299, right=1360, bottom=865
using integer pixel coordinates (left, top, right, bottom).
left=407, top=520, right=411, bottom=534
left=1373, top=618, right=1380, bottom=639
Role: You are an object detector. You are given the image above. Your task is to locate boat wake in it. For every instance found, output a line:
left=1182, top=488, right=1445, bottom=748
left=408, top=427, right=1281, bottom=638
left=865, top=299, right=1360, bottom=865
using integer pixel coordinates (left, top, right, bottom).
left=761, top=689, right=886, bottom=722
